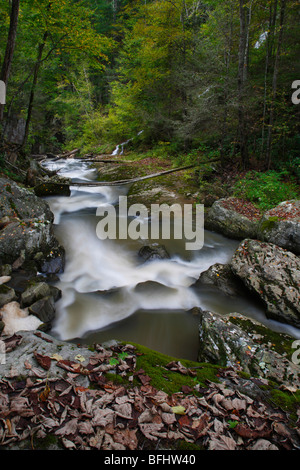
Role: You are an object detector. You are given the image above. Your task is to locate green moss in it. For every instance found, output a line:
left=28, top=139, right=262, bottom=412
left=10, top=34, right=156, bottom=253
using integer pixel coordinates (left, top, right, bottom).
left=33, top=433, right=63, bottom=450
left=260, top=216, right=279, bottom=232
left=126, top=342, right=220, bottom=395
left=269, top=389, right=300, bottom=423
left=229, top=316, right=294, bottom=357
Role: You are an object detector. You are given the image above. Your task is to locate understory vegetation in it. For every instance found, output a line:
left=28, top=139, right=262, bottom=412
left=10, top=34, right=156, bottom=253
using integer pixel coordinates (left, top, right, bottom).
left=0, top=0, right=299, bottom=198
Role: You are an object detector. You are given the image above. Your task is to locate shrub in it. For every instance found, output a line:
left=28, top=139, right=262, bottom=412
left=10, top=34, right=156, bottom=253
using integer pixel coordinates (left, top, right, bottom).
left=233, top=170, right=299, bottom=211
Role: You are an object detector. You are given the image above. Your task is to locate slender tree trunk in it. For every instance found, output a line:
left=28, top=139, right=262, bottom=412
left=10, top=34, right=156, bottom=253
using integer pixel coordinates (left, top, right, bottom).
left=22, top=31, right=49, bottom=148
left=220, top=4, right=234, bottom=167
left=0, top=0, right=20, bottom=122
left=238, top=0, right=249, bottom=169
left=261, top=0, right=278, bottom=159
left=265, top=0, right=286, bottom=169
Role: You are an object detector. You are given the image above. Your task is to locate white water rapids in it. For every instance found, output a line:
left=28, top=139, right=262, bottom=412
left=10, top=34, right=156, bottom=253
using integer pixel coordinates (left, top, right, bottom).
left=42, top=158, right=300, bottom=360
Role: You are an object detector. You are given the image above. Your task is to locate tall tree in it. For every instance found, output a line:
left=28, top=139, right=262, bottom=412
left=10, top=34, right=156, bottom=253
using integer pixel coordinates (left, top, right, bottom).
left=237, top=0, right=249, bottom=169
left=0, top=0, right=20, bottom=121
left=265, top=0, right=287, bottom=169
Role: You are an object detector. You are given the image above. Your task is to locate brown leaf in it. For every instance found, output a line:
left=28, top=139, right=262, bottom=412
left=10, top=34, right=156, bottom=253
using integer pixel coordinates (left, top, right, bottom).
left=55, top=418, right=78, bottom=436
left=33, top=351, right=51, bottom=370
left=137, top=374, right=151, bottom=386
left=234, top=423, right=272, bottom=439
left=39, top=383, right=50, bottom=402
left=114, top=403, right=133, bottom=419
left=3, top=334, right=22, bottom=352
left=178, top=414, right=191, bottom=428
left=209, top=434, right=237, bottom=450
left=113, top=428, right=138, bottom=450
left=139, top=422, right=167, bottom=441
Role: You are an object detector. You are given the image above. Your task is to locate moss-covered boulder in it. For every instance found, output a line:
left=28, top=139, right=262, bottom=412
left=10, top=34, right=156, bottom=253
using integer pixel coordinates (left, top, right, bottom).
left=204, top=197, right=260, bottom=240
left=0, top=176, right=62, bottom=265
left=231, top=239, right=300, bottom=328
left=257, top=200, right=300, bottom=255
left=198, top=310, right=300, bottom=387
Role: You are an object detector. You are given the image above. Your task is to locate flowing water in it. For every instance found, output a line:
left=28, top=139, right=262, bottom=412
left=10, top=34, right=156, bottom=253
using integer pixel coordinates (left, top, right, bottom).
left=42, top=158, right=300, bottom=360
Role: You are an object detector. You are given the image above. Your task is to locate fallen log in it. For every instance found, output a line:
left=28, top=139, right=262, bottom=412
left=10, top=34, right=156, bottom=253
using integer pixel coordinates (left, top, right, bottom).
left=35, top=164, right=196, bottom=189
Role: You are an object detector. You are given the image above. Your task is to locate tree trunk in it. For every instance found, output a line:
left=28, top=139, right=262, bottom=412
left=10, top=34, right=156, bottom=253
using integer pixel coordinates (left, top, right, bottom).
left=0, top=0, right=20, bottom=121
left=237, top=0, right=249, bottom=169
left=265, top=0, right=287, bottom=169
left=22, top=31, right=49, bottom=148
left=261, top=0, right=278, bottom=160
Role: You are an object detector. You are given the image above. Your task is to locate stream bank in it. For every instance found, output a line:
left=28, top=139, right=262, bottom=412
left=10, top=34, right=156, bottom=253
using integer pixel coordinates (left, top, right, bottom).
left=0, top=153, right=300, bottom=450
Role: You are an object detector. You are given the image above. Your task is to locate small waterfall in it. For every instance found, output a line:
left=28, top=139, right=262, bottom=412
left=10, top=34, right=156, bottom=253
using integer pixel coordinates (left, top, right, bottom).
left=41, top=157, right=299, bottom=359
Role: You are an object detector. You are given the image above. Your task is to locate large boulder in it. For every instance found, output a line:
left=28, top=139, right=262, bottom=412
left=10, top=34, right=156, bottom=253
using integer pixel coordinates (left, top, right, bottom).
left=0, top=176, right=61, bottom=264
left=231, top=239, right=300, bottom=328
left=0, top=176, right=53, bottom=221
left=205, top=197, right=261, bottom=240
left=198, top=310, right=300, bottom=387
left=257, top=200, right=300, bottom=255
left=194, top=263, right=247, bottom=297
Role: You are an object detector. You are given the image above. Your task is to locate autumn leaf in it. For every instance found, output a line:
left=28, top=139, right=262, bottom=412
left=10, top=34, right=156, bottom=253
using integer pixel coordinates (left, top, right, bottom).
left=39, top=383, right=50, bottom=402
left=33, top=351, right=51, bottom=370
left=171, top=405, right=186, bottom=415
left=209, top=435, right=237, bottom=450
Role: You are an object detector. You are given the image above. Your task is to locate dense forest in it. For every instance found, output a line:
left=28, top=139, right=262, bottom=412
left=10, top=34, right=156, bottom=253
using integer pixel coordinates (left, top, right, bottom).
left=0, top=0, right=300, bottom=182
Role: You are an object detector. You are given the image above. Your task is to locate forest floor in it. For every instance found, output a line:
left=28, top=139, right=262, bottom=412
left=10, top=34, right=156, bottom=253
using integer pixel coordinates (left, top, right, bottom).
left=1, top=332, right=300, bottom=451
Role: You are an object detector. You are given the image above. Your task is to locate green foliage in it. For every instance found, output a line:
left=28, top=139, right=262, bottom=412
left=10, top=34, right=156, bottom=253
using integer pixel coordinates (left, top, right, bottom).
left=128, top=342, right=220, bottom=396
left=233, top=171, right=300, bottom=211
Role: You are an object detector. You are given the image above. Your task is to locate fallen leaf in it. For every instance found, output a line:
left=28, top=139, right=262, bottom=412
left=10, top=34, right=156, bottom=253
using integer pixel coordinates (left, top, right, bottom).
left=55, top=418, right=78, bottom=436
left=171, top=405, right=186, bottom=415
left=51, top=353, right=63, bottom=361
left=33, top=351, right=51, bottom=371
left=113, top=428, right=138, bottom=450
left=75, top=354, right=86, bottom=363
left=209, top=434, right=237, bottom=450
left=39, top=383, right=50, bottom=402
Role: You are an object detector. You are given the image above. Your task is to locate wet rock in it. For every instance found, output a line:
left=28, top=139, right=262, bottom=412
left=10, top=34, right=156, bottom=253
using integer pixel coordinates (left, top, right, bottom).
left=21, top=282, right=52, bottom=307
left=0, top=176, right=63, bottom=265
left=36, top=246, right=65, bottom=275
left=194, top=263, right=247, bottom=297
left=231, top=239, right=300, bottom=328
left=34, top=180, right=71, bottom=197
left=204, top=197, right=259, bottom=240
left=198, top=310, right=300, bottom=387
left=0, top=284, right=17, bottom=308
left=28, top=296, right=56, bottom=324
left=138, top=243, right=170, bottom=261
left=257, top=200, right=300, bottom=255
left=0, top=176, right=53, bottom=221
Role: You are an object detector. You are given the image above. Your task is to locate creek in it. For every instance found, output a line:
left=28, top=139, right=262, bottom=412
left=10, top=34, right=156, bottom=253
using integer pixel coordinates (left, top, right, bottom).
left=42, top=158, right=299, bottom=361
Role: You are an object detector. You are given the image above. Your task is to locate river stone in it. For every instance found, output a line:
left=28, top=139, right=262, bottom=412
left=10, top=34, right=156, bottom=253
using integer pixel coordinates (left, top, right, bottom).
left=0, top=284, right=17, bottom=308
left=28, top=295, right=56, bottom=324
left=204, top=197, right=259, bottom=240
left=231, top=239, right=300, bottom=328
left=194, top=263, right=247, bottom=297
left=21, top=282, right=52, bottom=307
left=0, top=176, right=61, bottom=264
left=138, top=243, right=170, bottom=261
left=257, top=200, right=300, bottom=255
left=0, top=176, right=53, bottom=221
left=198, top=310, right=300, bottom=387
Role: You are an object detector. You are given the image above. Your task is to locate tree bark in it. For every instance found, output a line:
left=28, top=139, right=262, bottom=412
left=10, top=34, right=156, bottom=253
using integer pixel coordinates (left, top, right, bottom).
left=0, top=0, right=20, bottom=121
left=265, top=0, right=287, bottom=169
left=237, top=0, right=249, bottom=170
left=22, top=31, right=49, bottom=148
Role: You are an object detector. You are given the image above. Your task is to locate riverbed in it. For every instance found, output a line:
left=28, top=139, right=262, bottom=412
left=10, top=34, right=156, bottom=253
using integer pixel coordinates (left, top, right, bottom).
left=42, top=158, right=299, bottom=360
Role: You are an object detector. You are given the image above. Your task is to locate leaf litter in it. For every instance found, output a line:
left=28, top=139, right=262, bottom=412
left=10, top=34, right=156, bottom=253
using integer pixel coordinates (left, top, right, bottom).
left=0, top=337, right=299, bottom=451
